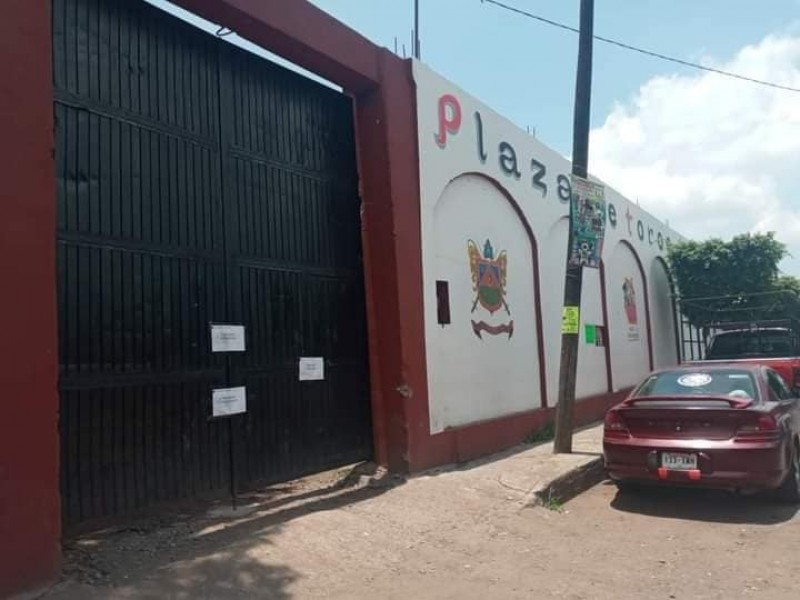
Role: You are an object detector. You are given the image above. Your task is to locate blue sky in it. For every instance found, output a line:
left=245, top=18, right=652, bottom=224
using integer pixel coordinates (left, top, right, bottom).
left=309, top=0, right=799, bottom=155
left=306, top=0, right=800, bottom=272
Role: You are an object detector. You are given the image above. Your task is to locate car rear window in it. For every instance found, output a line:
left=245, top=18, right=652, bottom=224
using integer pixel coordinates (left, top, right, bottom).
left=706, top=329, right=794, bottom=360
left=634, top=369, right=758, bottom=400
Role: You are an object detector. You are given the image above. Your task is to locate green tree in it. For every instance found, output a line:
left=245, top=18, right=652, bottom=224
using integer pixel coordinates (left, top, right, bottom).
left=668, top=233, right=798, bottom=327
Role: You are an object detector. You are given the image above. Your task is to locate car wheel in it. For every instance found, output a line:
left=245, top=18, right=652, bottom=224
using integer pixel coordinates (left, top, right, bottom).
left=777, top=441, right=800, bottom=504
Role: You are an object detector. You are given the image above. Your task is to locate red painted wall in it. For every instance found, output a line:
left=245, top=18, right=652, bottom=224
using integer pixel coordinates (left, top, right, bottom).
left=0, top=0, right=62, bottom=596
left=354, top=54, right=428, bottom=471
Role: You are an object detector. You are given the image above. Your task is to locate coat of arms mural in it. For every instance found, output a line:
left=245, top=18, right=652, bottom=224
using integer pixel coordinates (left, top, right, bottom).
left=623, top=277, right=640, bottom=341
left=468, top=239, right=514, bottom=339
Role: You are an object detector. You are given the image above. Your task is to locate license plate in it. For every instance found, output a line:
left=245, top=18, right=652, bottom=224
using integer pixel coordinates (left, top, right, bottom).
left=661, top=452, right=697, bottom=470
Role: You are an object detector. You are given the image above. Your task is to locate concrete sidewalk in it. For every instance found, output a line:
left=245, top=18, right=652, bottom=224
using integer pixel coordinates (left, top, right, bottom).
left=42, top=425, right=605, bottom=600
left=450, top=424, right=605, bottom=508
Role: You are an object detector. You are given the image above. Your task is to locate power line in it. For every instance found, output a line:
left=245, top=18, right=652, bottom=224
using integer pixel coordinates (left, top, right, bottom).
left=481, top=0, right=800, bottom=94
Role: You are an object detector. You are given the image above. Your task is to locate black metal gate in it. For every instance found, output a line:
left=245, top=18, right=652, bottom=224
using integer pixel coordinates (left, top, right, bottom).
left=53, top=0, right=372, bottom=528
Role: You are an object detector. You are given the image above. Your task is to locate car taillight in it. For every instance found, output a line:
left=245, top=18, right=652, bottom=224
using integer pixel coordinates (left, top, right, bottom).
left=734, top=415, right=780, bottom=442
left=793, top=368, right=800, bottom=391
left=604, top=410, right=629, bottom=439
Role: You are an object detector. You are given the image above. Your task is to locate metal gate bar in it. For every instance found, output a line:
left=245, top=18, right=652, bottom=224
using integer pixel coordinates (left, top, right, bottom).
left=54, top=0, right=372, bottom=528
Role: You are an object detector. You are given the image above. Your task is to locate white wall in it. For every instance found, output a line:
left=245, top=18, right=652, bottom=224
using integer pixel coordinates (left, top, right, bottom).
left=577, top=265, right=609, bottom=398
left=428, top=175, right=541, bottom=433
left=541, top=218, right=569, bottom=406
left=414, top=62, right=682, bottom=433
left=650, top=258, right=678, bottom=368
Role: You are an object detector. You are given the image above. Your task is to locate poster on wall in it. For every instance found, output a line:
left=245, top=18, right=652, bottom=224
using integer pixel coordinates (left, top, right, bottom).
left=562, top=306, right=580, bottom=334
left=623, top=277, right=640, bottom=341
left=569, top=176, right=606, bottom=269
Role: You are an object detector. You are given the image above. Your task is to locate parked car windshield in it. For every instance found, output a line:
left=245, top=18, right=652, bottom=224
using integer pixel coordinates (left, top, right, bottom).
left=634, top=369, right=758, bottom=400
left=706, top=329, right=795, bottom=360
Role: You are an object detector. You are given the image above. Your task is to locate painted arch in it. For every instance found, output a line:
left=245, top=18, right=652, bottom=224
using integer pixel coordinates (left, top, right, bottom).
left=425, top=173, right=546, bottom=433
left=607, top=240, right=653, bottom=390
left=649, top=256, right=679, bottom=368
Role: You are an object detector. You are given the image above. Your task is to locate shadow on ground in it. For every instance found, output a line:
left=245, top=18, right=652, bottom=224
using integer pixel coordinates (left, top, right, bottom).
left=608, top=481, right=799, bottom=525
left=51, top=463, right=402, bottom=599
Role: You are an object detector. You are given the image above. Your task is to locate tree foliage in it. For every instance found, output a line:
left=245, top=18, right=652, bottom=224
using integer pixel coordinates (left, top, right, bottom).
left=667, top=233, right=799, bottom=327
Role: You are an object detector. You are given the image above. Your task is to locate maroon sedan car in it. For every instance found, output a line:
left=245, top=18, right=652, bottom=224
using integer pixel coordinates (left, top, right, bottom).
left=604, top=364, right=800, bottom=502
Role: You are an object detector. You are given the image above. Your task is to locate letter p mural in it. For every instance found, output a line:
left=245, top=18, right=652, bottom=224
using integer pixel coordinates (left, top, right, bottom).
left=435, top=94, right=462, bottom=148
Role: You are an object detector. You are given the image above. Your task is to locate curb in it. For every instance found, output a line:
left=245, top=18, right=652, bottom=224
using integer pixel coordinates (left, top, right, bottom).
left=532, top=457, right=607, bottom=507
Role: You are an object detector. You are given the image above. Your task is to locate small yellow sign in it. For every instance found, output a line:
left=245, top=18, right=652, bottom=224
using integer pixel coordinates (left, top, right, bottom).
left=562, top=306, right=580, bottom=334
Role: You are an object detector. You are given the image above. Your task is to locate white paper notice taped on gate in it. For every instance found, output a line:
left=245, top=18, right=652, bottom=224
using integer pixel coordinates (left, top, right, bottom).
left=210, top=324, right=246, bottom=353
left=299, top=357, right=325, bottom=381
left=212, top=386, right=247, bottom=417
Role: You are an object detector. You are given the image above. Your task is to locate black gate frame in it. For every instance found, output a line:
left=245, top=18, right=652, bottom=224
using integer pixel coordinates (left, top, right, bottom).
left=54, top=0, right=373, bottom=529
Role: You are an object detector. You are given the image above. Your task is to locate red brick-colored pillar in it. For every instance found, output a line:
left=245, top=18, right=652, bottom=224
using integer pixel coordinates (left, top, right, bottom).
left=0, top=0, right=62, bottom=595
left=354, top=54, right=429, bottom=472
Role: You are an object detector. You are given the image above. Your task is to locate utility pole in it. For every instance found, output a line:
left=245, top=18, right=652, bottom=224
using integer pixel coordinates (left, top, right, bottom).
left=413, top=0, right=421, bottom=59
left=553, top=0, right=595, bottom=454
left=413, top=0, right=420, bottom=59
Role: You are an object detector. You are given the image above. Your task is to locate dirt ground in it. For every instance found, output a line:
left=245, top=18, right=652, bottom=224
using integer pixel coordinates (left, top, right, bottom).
left=42, top=458, right=800, bottom=600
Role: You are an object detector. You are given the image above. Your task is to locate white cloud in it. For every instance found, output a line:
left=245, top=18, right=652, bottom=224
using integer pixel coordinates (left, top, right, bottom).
left=591, top=34, right=800, bottom=274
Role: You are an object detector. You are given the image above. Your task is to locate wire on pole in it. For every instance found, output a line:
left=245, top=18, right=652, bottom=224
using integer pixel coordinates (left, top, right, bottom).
left=482, top=0, right=800, bottom=94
